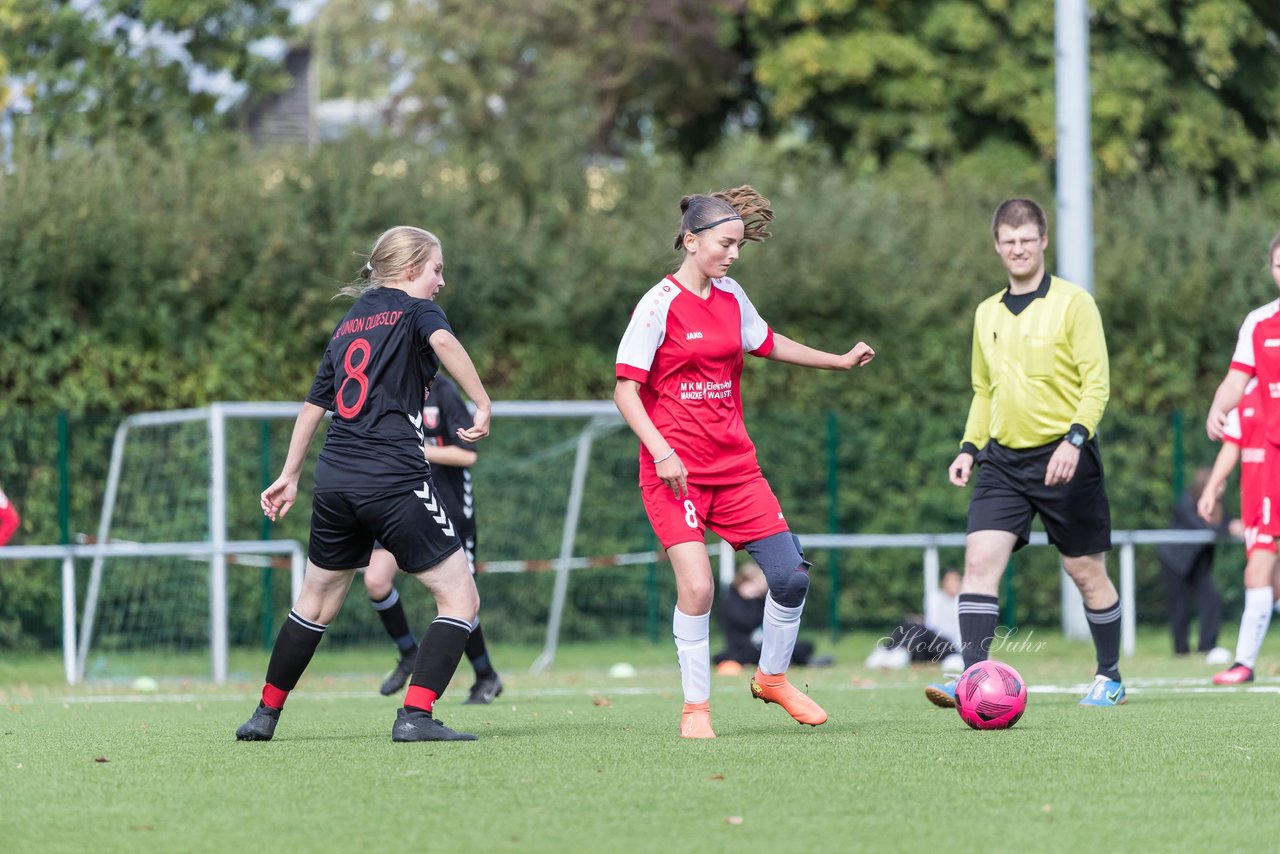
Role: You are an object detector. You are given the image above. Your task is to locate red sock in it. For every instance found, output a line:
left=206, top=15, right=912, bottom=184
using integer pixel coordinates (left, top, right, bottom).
left=404, top=685, right=439, bottom=713
left=262, top=683, right=289, bottom=710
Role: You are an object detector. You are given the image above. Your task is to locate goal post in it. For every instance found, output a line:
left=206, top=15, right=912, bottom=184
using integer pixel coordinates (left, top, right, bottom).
left=3, top=540, right=303, bottom=685
left=77, top=400, right=634, bottom=683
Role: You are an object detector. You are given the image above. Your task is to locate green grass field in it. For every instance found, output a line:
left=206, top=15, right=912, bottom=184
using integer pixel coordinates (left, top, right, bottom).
left=3, top=630, right=1279, bottom=853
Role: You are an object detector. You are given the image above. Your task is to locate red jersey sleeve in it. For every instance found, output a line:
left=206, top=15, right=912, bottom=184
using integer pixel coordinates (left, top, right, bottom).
left=0, top=488, right=19, bottom=546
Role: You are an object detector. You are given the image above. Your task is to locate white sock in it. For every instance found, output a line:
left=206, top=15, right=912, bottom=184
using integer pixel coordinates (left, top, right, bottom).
left=758, top=594, right=804, bottom=675
left=1234, top=587, right=1274, bottom=669
left=672, top=608, right=711, bottom=704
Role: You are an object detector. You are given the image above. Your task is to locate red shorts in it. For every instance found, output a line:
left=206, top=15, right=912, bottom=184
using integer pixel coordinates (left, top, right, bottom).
left=1240, top=484, right=1276, bottom=557
left=640, top=475, right=789, bottom=550
left=1258, top=444, right=1280, bottom=541
left=1244, top=526, right=1276, bottom=558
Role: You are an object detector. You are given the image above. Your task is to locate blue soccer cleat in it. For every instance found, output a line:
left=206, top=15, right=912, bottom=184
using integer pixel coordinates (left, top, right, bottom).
left=1078, top=674, right=1126, bottom=706
left=924, top=680, right=958, bottom=709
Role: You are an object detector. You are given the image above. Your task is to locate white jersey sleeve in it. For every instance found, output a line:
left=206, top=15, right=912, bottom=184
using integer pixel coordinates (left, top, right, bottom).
left=1223, top=406, right=1242, bottom=445
left=616, top=280, right=679, bottom=381
left=1231, top=299, right=1280, bottom=374
left=716, top=277, right=774, bottom=356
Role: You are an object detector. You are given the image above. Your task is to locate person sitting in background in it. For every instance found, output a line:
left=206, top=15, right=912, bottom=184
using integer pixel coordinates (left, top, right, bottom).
left=865, top=568, right=964, bottom=672
left=0, top=485, right=19, bottom=546
left=1156, top=466, right=1231, bottom=664
left=713, top=560, right=828, bottom=675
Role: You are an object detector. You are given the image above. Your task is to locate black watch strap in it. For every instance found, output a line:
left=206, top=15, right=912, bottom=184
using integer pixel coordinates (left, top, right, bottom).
left=1065, top=424, right=1088, bottom=448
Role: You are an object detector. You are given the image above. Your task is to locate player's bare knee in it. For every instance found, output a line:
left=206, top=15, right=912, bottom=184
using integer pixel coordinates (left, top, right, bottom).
left=439, top=587, right=479, bottom=623
left=364, top=576, right=393, bottom=600
left=679, top=581, right=715, bottom=614
left=963, top=550, right=1005, bottom=582
left=1065, top=568, right=1113, bottom=604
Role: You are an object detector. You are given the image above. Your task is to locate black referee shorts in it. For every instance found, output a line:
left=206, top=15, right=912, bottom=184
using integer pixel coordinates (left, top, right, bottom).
left=967, top=438, right=1112, bottom=557
left=309, top=485, right=462, bottom=573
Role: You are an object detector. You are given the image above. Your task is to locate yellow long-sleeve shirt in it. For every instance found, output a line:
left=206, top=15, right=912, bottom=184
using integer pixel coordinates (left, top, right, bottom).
left=961, top=275, right=1109, bottom=451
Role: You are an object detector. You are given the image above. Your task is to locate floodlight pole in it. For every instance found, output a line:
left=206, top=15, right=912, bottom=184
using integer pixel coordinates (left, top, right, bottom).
left=1056, top=0, right=1095, bottom=643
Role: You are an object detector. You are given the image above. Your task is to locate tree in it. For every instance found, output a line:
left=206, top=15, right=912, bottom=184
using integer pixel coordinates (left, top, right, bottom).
left=0, top=0, right=294, bottom=140
left=743, top=0, right=1280, bottom=188
left=315, top=0, right=747, bottom=160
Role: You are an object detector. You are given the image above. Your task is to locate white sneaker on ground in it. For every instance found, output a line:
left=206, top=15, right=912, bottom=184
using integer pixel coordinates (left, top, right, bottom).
left=1204, top=647, right=1232, bottom=666
left=864, top=647, right=891, bottom=668
left=882, top=646, right=911, bottom=669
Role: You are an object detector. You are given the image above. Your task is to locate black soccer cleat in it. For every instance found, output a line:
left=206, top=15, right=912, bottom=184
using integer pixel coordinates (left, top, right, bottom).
left=379, top=651, right=416, bottom=696
left=391, top=708, right=477, bottom=742
left=235, top=702, right=281, bottom=741
left=464, top=672, right=504, bottom=705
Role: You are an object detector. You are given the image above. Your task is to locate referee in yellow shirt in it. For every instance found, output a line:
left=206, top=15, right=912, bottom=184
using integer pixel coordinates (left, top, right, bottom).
left=925, top=198, right=1127, bottom=710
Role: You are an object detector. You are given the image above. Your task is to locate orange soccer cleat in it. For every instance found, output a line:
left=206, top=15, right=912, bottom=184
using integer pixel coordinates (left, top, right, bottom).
left=680, top=701, right=716, bottom=739
left=749, top=668, right=828, bottom=726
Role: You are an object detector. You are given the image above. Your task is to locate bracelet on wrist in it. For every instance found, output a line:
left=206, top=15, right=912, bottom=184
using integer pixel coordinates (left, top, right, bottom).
left=653, top=449, right=676, bottom=464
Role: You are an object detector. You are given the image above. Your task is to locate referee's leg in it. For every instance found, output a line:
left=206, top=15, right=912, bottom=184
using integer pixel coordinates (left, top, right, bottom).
left=1063, top=552, right=1123, bottom=685
left=959, top=530, right=1017, bottom=668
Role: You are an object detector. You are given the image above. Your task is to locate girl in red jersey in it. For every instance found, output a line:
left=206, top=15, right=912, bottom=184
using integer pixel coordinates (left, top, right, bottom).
left=1199, top=380, right=1279, bottom=683
left=614, top=186, right=875, bottom=738
left=1206, top=234, right=1280, bottom=685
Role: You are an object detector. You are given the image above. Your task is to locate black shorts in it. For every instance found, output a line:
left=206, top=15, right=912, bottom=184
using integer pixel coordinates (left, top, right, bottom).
left=967, top=438, right=1112, bottom=556
left=309, top=486, right=462, bottom=573
left=371, top=516, right=475, bottom=572
left=457, top=520, right=478, bottom=574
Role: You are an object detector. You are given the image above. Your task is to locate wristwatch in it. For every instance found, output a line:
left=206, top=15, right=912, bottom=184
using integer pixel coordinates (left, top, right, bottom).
left=1065, top=425, right=1088, bottom=448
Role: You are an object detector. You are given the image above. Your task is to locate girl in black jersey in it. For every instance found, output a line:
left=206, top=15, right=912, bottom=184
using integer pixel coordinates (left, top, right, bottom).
left=235, top=226, right=493, bottom=743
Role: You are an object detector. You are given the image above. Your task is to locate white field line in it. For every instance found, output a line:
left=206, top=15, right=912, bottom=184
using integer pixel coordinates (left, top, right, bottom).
left=7, top=674, right=1280, bottom=706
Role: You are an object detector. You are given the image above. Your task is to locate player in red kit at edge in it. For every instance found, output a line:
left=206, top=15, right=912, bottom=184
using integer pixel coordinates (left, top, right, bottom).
left=1199, top=380, right=1279, bottom=683
left=614, top=186, right=875, bottom=738
left=0, top=485, right=19, bottom=546
left=1205, top=232, right=1280, bottom=685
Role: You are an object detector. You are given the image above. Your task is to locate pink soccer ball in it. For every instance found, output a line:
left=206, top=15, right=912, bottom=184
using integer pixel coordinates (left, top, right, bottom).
left=954, top=659, right=1027, bottom=730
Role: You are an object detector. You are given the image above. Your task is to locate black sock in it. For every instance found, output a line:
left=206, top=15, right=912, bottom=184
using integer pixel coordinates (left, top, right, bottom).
left=265, top=611, right=327, bottom=694
left=1086, top=600, right=1122, bottom=681
left=958, top=593, right=1000, bottom=670
left=408, top=616, right=472, bottom=699
left=370, top=589, right=417, bottom=654
left=466, top=620, right=496, bottom=677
